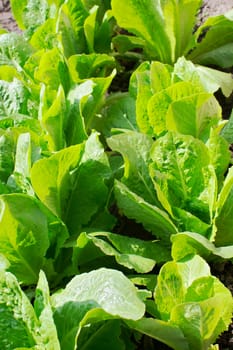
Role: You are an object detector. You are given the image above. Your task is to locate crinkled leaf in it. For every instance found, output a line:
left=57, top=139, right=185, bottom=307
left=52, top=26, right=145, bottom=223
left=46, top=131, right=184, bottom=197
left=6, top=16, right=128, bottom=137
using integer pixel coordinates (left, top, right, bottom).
left=0, top=33, right=32, bottom=67
left=0, top=271, right=40, bottom=348
left=7, top=133, right=35, bottom=195
left=52, top=273, right=145, bottom=348
left=150, top=132, right=217, bottom=225
left=11, top=0, right=52, bottom=32
left=0, top=79, right=30, bottom=117
left=52, top=268, right=145, bottom=320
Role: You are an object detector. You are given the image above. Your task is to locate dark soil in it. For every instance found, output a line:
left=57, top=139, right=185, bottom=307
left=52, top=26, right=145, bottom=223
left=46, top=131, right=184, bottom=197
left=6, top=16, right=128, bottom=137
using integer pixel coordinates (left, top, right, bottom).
left=0, top=1, right=233, bottom=349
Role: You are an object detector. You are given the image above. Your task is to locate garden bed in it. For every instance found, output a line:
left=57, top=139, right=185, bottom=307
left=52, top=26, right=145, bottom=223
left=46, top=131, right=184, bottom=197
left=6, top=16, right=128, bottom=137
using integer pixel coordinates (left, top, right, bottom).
left=0, top=1, right=233, bottom=349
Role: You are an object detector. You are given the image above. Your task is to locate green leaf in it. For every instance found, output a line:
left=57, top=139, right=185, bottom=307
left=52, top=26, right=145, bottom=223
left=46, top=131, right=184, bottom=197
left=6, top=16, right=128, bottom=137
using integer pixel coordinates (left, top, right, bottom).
left=221, top=109, right=233, bottom=143
left=189, top=10, right=233, bottom=69
left=0, top=194, right=49, bottom=284
left=171, top=232, right=233, bottom=261
left=150, top=61, right=173, bottom=94
left=11, top=0, right=51, bottom=32
left=126, top=318, right=189, bottom=350
left=0, top=271, right=39, bottom=348
left=31, top=143, right=85, bottom=218
left=76, top=231, right=170, bottom=273
left=93, top=8, right=114, bottom=53
left=64, top=132, right=113, bottom=234
left=52, top=268, right=145, bottom=348
left=57, top=0, right=88, bottom=57
left=0, top=132, right=14, bottom=182
left=52, top=268, right=145, bottom=320
left=7, top=133, right=35, bottom=195
left=0, top=65, right=21, bottom=81
left=112, top=35, right=145, bottom=54
left=111, top=0, right=171, bottom=62
left=129, top=62, right=154, bottom=134
left=77, top=320, right=125, bottom=350
left=114, top=180, right=177, bottom=242
left=171, top=281, right=233, bottom=350
left=66, top=80, right=92, bottom=145
left=172, top=207, right=211, bottom=237
left=94, top=93, right=137, bottom=137
left=68, top=53, right=115, bottom=81
left=31, top=133, right=113, bottom=235
left=0, top=79, right=30, bottom=117
left=30, top=19, right=59, bottom=50
left=0, top=33, right=32, bottom=67
left=82, top=73, right=116, bottom=130
left=39, top=84, right=67, bottom=151
left=166, top=93, right=221, bottom=141
left=34, top=48, right=70, bottom=93
left=155, top=261, right=185, bottom=321
left=107, top=131, right=156, bottom=205
left=84, top=5, right=98, bottom=52
left=150, top=132, right=217, bottom=225
left=161, top=0, right=202, bottom=59
left=0, top=194, right=68, bottom=284
left=155, top=255, right=211, bottom=321
left=174, top=57, right=233, bottom=97
left=34, top=271, right=60, bottom=348
left=215, top=167, right=233, bottom=246
left=207, top=129, right=230, bottom=186
left=53, top=301, right=95, bottom=350
left=147, top=81, right=201, bottom=136
left=153, top=255, right=233, bottom=349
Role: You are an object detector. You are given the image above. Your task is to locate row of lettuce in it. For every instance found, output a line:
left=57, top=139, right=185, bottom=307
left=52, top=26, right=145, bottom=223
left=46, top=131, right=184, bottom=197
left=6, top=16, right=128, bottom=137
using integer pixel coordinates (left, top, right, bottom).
left=0, top=0, right=233, bottom=349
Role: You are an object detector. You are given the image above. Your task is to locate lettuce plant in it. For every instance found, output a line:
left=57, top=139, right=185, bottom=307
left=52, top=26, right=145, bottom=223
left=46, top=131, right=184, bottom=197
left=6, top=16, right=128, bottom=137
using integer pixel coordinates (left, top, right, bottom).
left=0, top=0, right=232, bottom=349
left=111, top=0, right=233, bottom=68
